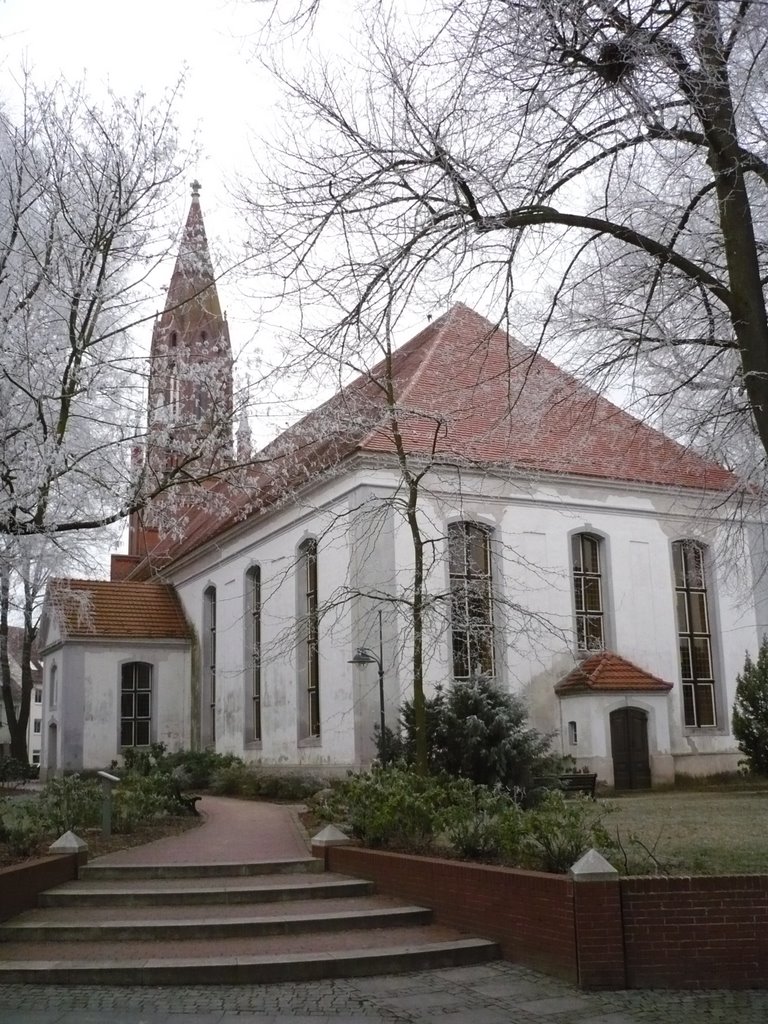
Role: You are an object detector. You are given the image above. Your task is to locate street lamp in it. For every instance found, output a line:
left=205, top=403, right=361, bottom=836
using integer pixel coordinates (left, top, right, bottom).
left=348, top=611, right=386, bottom=758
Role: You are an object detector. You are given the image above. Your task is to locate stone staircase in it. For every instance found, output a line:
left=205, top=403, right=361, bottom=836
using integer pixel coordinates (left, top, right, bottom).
left=0, top=856, right=498, bottom=984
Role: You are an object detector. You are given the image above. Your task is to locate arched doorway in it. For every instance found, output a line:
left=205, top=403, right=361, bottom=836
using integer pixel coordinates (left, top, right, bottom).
left=610, top=707, right=651, bottom=789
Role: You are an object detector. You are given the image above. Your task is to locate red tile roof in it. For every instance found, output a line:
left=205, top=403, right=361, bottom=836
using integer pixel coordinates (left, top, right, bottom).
left=130, top=304, right=739, bottom=574
left=356, top=305, right=737, bottom=488
left=48, top=579, right=191, bottom=641
left=555, top=652, right=674, bottom=695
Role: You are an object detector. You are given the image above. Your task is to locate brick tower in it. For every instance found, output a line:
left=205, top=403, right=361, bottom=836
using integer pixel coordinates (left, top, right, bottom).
left=127, top=181, right=233, bottom=561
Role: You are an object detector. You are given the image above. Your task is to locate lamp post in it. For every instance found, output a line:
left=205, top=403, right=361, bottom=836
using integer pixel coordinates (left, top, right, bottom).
left=349, top=611, right=386, bottom=758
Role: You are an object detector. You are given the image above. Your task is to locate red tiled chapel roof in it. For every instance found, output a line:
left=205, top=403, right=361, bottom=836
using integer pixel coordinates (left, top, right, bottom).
left=555, top=652, right=674, bottom=695
left=48, top=579, right=191, bottom=641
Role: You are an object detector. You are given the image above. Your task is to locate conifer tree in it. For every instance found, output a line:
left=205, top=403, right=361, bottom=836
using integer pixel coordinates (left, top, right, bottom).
left=732, top=637, right=768, bottom=776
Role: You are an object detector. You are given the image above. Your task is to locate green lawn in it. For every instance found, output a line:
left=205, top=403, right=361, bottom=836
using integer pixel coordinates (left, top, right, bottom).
left=598, top=789, right=768, bottom=875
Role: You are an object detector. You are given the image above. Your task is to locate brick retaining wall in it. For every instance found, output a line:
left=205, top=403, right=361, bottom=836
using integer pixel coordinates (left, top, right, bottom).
left=0, top=853, right=82, bottom=922
left=621, top=875, right=768, bottom=989
left=319, top=843, right=768, bottom=989
left=321, top=844, right=579, bottom=982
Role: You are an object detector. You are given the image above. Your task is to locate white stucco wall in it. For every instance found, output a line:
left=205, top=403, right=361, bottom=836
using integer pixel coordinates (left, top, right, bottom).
left=40, top=640, right=190, bottom=772
left=170, top=478, right=367, bottom=770
left=162, top=457, right=767, bottom=779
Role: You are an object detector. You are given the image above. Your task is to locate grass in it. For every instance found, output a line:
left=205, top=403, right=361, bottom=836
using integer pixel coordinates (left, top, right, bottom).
left=599, top=788, right=768, bottom=875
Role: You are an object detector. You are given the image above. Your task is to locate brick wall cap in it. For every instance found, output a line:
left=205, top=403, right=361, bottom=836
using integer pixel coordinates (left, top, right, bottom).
left=569, top=848, right=618, bottom=881
left=311, top=824, right=353, bottom=847
left=48, top=830, right=88, bottom=854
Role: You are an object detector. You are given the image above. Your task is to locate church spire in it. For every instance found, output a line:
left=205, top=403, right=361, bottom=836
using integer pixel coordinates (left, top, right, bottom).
left=146, top=180, right=234, bottom=461
left=164, top=179, right=218, bottom=314
left=129, top=181, right=235, bottom=559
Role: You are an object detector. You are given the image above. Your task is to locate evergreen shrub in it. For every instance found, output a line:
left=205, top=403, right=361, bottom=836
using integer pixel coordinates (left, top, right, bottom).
left=318, top=766, right=454, bottom=851
left=732, top=636, right=768, bottom=776
left=378, top=675, right=556, bottom=791
left=209, top=762, right=327, bottom=801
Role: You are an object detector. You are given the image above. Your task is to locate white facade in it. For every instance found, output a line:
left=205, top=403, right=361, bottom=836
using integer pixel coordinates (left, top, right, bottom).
left=34, top=225, right=767, bottom=785
left=137, top=456, right=767, bottom=785
left=39, top=608, right=191, bottom=775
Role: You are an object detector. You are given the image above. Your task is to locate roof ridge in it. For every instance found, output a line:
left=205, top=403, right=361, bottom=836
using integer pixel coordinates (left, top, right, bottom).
left=52, top=577, right=171, bottom=588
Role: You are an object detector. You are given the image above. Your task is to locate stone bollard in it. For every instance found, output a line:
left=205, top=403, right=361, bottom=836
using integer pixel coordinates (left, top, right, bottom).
left=49, top=830, right=89, bottom=873
left=311, top=824, right=353, bottom=869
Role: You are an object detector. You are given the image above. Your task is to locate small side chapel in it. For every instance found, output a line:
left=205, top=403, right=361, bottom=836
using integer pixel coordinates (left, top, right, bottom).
left=38, top=185, right=768, bottom=786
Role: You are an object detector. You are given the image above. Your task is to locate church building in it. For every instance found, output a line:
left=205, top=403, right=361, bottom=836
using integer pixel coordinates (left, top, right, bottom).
left=37, top=185, right=768, bottom=787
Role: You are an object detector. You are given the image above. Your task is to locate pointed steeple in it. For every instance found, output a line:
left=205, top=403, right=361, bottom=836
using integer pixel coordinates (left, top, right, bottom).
left=164, top=179, right=219, bottom=315
left=146, top=180, right=233, bottom=464
left=128, top=181, right=235, bottom=560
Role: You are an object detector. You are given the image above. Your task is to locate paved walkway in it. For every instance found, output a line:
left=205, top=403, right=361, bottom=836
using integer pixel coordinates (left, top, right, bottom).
left=3, top=797, right=768, bottom=1022
left=3, top=962, right=768, bottom=1024
left=91, top=796, right=311, bottom=866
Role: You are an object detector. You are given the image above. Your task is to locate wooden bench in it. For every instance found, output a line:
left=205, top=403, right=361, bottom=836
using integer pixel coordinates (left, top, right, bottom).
left=171, top=780, right=202, bottom=815
left=531, top=773, right=598, bottom=799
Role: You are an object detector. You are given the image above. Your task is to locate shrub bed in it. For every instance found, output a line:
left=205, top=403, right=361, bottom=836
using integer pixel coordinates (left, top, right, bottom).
left=312, top=765, right=613, bottom=873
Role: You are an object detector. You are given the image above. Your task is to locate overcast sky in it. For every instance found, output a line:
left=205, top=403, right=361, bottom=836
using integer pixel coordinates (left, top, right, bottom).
left=1, top=1, right=275, bottom=247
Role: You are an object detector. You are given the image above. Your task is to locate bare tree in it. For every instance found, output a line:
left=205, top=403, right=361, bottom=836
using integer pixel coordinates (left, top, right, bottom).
left=247, top=0, right=768, bottom=480
left=0, top=73, right=245, bottom=542
left=0, top=72, right=246, bottom=762
left=0, top=534, right=109, bottom=762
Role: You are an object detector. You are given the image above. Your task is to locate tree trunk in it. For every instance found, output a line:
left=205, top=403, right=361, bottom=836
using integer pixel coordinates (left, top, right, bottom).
left=385, top=337, right=429, bottom=775
left=690, top=2, right=768, bottom=457
left=406, top=482, right=428, bottom=775
left=0, top=561, right=28, bottom=763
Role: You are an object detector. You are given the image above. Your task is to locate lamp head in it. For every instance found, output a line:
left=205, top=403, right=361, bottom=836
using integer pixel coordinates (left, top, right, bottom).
left=349, top=647, right=377, bottom=666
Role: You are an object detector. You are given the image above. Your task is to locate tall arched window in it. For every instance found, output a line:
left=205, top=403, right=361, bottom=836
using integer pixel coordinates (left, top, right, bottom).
left=297, top=539, right=320, bottom=738
left=245, top=566, right=262, bottom=742
left=571, top=533, right=605, bottom=652
left=673, top=540, right=716, bottom=727
left=448, top=522, right=494, bottom=679
left=121, top=662, right=152, bottom=747
left=48, top=663, right=58, bottom=708
left=202, top=586, right=217, bottom=746
left=166, top=365, right=180, bottom=419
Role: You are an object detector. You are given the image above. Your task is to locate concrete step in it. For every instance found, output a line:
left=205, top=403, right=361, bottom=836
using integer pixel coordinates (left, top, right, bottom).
left=0, top=899, right=432, bottom=943
left=0, top=931, right=500, bottom=985
left=79, top=857, right=324, bottom=880
left=20, top=894, right=400, bottom=925
left=1, top=845, right=500, bottom=986
left=39, top=872, right=373, bottom=907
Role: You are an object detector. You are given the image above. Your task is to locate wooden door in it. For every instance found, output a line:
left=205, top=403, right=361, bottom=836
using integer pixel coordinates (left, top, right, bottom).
left=610, top=707, right=651, bottom=790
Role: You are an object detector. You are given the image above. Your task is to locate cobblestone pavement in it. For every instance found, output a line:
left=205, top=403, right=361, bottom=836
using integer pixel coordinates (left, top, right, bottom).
left=2, top=961, right=768, bottom=1024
